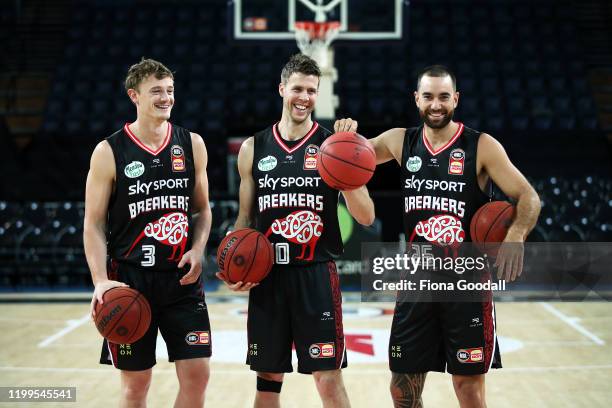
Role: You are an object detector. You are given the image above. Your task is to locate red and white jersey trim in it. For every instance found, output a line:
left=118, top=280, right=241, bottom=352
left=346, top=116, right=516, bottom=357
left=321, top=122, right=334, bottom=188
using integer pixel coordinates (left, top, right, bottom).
left=422, top=122, right=464, bottom=156
left=124, top=122, right=172, bottom=156
left=272, top=121, right=319, bottom=154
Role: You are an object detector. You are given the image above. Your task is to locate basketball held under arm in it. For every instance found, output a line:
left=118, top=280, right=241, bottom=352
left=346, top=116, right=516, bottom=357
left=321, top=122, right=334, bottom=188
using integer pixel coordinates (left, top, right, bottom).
left=370, top=128, right=405, bottom=165
left=234, top=137, right=256, bottom=230
left=477, top=134, right=541, bottom=241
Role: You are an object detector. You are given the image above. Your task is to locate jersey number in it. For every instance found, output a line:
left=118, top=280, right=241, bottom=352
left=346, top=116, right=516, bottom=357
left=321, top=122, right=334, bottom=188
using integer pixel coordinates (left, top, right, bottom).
left=141, top=245, right=156, bottom=267
left=274, top=243, right=290, bottom=264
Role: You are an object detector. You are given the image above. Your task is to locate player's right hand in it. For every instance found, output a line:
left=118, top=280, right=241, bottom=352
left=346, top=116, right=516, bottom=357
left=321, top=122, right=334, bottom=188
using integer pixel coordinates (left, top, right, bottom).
left=90, top=279, right=129, bottom=319
left=215, top=272, right=259, bottom=292
left=334, top=118, right=358, bottom=133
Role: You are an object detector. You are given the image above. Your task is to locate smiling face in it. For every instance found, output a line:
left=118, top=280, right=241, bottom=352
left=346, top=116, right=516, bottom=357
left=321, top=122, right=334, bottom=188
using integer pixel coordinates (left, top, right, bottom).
left=279, top=72, right=319, bottom=124
left=414, top=74, right=459, bottom=130
left=128, top=74, right=175, bottom=122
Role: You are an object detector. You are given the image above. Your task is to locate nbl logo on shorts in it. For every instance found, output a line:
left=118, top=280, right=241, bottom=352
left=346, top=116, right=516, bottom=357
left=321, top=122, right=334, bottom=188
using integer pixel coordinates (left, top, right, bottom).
left=309, top=343, right=335, bottom=359
left=456, top=347, right=483, bottom=363
left=185, top=331, right=210, bottom=345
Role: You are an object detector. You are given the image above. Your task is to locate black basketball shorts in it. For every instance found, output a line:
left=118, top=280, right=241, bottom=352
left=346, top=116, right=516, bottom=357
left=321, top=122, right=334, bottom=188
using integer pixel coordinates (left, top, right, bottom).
left=246, top=261, right=347, bottom=374
left=99, top=261, right=212, bottom=371
left=389, top=299, right=502, bottom=376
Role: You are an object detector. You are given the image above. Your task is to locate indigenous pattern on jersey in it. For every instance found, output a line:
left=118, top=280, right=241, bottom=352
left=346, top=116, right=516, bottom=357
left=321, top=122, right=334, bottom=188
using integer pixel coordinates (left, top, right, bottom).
left=253, top=122, right=342, bottom=266
left=401, top=123, right=490, bottom=255
left=106, top=123, right=195, bottom=270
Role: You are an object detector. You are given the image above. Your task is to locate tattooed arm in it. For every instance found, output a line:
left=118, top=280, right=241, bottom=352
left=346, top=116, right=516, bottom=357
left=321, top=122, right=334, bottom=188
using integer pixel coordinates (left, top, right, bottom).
left=390, top=372, right=427, bottom=408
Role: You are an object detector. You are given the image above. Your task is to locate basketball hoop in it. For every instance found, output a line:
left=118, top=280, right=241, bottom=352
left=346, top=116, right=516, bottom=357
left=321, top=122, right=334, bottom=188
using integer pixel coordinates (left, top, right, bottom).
left=294, top=21, right=340, bottom=69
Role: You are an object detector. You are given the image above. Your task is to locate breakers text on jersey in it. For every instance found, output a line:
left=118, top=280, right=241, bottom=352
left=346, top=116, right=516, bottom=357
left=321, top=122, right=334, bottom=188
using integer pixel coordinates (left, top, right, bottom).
left=258, top=175, right=324, bottom=212
left=404, top=176, right=466, bottom=218
left=128, top=177, right=190, bottom=219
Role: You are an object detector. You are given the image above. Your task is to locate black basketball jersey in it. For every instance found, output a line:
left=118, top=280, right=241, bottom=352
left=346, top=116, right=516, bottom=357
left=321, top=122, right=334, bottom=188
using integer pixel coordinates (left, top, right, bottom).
left=106, top=123, right=195, bottom=271
left=400, top=123, right=490, bottom=251
left=252, top=122, right=343, bottom=266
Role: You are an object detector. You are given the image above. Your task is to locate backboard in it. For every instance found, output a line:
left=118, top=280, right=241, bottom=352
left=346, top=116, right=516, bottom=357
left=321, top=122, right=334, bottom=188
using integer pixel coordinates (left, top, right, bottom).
left=230, top=0, right=405, bottom=41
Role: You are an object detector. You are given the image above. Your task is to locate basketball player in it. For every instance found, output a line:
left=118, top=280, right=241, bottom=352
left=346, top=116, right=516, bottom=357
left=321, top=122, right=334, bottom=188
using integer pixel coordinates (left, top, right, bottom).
left=342, top=65, right=540, bottom=407
left=84, top=59, right=212, bottom=408
left=217, top=54, right=375, bottom=408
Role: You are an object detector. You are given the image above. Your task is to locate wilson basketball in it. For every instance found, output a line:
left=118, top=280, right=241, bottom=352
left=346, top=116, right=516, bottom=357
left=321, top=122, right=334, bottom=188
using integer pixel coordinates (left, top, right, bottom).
left=94, top=287, right=151, bottom=344
left=470, top=201, right=516, bottom=257
left=217, top=228, right=274, bottom=284
left=317, top=132, right=376, bottom=191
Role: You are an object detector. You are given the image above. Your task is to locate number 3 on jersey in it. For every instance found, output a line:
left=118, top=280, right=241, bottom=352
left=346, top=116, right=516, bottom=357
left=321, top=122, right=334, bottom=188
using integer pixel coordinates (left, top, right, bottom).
left=273, top=243, right=290, bottom=264
left=141, top=245, right=156, bottom=266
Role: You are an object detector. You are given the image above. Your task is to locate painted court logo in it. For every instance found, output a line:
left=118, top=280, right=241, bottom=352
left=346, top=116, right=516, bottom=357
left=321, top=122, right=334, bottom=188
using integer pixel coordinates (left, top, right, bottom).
left=124, top=161, right=145, bottom=178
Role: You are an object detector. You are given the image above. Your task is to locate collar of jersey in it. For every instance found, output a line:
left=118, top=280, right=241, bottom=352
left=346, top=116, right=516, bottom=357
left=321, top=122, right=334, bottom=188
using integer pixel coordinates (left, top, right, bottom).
left=272, top=121, right=319, bottom=154
left=422, top=122, right=464, bottom=156
left=124, top=122, right=172, bottom=156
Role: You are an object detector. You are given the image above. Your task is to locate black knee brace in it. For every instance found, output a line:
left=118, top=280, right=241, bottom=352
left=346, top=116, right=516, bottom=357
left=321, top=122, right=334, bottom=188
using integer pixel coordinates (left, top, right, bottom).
left=257, top=376, right=283, bottom=393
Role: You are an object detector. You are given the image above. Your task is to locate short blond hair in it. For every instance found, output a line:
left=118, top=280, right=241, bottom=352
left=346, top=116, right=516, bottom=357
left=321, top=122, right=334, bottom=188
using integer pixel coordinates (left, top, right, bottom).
left=124, top=58, right=173, bottom=91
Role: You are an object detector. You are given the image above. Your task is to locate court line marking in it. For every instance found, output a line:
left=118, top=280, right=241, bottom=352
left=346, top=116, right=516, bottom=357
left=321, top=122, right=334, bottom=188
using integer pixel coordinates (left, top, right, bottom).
left=3, top=364, right=612, bottom=375
left=539, top=302, right=605, bottom=346
left=38, top=314, right=91, bottom=348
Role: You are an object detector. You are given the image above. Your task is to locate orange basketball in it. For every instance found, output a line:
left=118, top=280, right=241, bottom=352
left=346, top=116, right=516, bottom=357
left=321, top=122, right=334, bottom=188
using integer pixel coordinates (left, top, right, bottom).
left=94, top=287, right=151, bottom=344
left=470, top=201, right=516, bottom=257
left=317, top=132, right=376, bottom=191
left=217, top=228, right=274, bottom=283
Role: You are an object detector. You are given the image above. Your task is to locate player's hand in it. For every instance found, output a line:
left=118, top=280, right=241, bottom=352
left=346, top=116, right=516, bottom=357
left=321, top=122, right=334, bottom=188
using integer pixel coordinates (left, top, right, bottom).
left=90, top=279, right=129, bottom=319
left=494, top=234, right=525, bottom=282
left=215, top=272, right=259, bottom=291
left=178, top=248, right=203, bottom=285
left=334, top=118, right=358, bottom=133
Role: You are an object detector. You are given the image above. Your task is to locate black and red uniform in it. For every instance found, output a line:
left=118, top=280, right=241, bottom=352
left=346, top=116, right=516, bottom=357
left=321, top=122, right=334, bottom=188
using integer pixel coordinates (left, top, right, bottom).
left=99, top=123, right=211, bottom=371
left=247, top=122, right=346, bottom=374
left=389, top=123, right=502, bottom=375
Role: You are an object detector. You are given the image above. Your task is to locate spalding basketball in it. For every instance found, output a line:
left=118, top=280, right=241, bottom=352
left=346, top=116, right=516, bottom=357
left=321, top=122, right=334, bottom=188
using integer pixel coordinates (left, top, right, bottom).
left=318, top=132, right=376, bottom=191
left=94, top=287, right=151, bottom=344
left=217, top=228, right=274, bottom=284
left=470, top=201, right=516, bottom=257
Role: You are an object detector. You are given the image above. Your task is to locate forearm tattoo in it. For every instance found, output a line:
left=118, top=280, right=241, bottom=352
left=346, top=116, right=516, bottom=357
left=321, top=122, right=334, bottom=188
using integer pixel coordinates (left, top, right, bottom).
left=391, top=372, right=427, bottom=408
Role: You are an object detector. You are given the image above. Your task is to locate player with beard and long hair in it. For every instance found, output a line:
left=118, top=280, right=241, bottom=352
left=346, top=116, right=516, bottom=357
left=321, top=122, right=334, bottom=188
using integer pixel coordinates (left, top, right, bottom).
left=338, top=65, right=540, bottom=407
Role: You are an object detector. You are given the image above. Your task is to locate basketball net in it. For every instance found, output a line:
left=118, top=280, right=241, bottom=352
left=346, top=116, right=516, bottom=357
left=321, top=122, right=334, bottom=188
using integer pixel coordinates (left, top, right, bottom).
left=295, top=21, right=340, bottom=70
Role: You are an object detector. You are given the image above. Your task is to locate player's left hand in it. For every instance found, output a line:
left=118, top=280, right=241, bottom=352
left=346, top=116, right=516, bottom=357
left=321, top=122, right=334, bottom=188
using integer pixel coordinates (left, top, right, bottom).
left=494, top=234, right=524, bottom=282
left=334, top=118, right=358, bottom=133
left=178, top=248, right=203, bottom=285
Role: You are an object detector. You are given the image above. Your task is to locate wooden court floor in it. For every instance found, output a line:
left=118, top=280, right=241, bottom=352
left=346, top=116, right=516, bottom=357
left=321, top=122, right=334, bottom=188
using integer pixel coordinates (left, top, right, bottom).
left=1, top=299, right=611, bottom=407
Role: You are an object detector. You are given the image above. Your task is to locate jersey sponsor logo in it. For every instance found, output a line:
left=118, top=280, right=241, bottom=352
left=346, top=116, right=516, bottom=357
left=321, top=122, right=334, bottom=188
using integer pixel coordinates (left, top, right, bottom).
left=448, top=148, right=465, bottom=175
left=124, top=161, right=145, bottom=178
left=303, top=144, right=319, bottom=170
left=414, top=214, right=465, bottom=246
left=457, top=347, right=483, bottom=363
left=258, top=155, right=277, bottom=171
left=309, top=343, right=335, bottom=358
left=406, top=156, right=422, bottom=172
left=185, top=331, right=210, bottom=345
left=265, top=210, right=323, bottom=261
left=128, top=178, right=190, bottom=196
left=258, top=174, right=322, bottom=190
left=125, top=212, right=189, bottom=262
left=404, top=176, right=466, bottom=193
left=171, top=145, right=185, bottom=172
